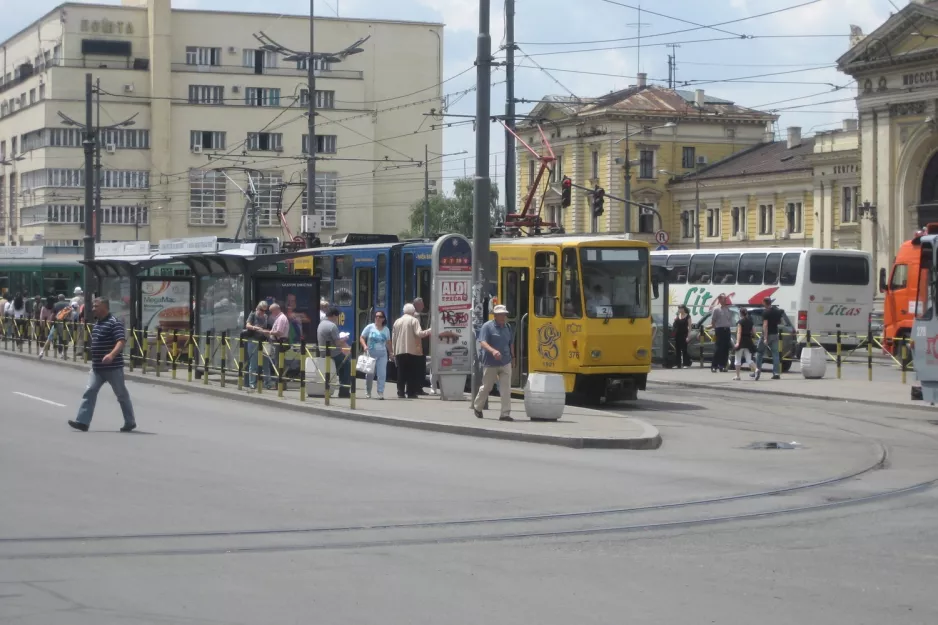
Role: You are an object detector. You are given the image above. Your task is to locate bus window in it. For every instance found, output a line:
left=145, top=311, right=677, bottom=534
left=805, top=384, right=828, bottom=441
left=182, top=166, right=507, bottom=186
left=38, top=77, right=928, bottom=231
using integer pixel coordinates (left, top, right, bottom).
left=315, top=256, right=333, bottom=302
left=534, top=251, right=558, bottom=317
left=890, top=264, right=908, bottom=290
left=403, top=254, right=415, bottom=303
left=651, top=255, right=668, bottom=267
left=688, top=254, right=715, bottom=284
left=334, top=255, right=354, bottom=306
left=562, top=248, right=582, bottom=318
left=668, top=254, right=690, bottom=284
left=809, top=254, right=869, bottom=286
left=764, top=253, right=782, bottom=285
left=738, top=254, right=766, bottom=285
left=712, top=254, right=740, bottom=285
left=376, top=254, right=388, bottom=307
left=780, top=253, right=801, bottom=286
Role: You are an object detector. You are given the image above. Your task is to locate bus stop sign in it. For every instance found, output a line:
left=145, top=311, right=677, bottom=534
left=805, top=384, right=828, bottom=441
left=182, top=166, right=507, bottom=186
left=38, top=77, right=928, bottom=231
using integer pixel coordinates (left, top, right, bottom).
left=431, top=234, right=474, bottom=401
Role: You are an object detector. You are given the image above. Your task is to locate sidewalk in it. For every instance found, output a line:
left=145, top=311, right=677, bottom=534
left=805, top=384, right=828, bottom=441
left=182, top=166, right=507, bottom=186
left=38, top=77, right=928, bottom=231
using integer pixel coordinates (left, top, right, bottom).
left=649, top=363, right=928, bottom=410
left=0, top=349, right=661, bottom=450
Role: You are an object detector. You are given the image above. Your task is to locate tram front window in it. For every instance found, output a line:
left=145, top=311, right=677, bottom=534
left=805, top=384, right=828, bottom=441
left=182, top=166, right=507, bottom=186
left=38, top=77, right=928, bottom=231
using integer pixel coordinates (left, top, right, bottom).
left=916, top=250, right=934, bottom=321
left=580, top=247, right=649, bottom=319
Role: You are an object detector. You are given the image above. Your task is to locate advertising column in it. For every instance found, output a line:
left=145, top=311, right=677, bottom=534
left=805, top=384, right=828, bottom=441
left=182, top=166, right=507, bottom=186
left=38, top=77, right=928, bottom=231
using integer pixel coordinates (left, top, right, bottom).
left=431, top=235, right=474, bottom=400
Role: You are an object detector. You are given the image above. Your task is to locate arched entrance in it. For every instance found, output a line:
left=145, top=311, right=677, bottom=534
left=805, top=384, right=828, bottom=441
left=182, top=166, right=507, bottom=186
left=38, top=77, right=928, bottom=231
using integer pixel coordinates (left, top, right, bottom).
left=920, top=151, right=938, bottom=225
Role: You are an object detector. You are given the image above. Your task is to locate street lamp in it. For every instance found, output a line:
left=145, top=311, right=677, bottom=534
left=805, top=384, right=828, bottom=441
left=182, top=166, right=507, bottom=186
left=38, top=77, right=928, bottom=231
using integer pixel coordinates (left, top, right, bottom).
left=614, top=121, right=676, bottom=234
left=660, top=167, right=701, bottom=250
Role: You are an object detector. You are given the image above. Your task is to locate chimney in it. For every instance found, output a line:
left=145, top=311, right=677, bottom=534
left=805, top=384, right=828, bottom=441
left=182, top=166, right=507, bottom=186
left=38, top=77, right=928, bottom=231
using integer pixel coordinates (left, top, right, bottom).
left=694, top=89, right=705, bottom=107
left=637, top=72, right=647, bottom=88
left=843, top=118, right=858, bottom=132
left=763, top=123, right=775, bottom=143
left=787, top=126, right=802, bottom=149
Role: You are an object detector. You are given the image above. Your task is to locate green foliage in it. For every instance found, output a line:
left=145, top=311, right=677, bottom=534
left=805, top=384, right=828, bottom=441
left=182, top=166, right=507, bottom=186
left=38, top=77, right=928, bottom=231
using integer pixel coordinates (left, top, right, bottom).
left=407, top=177, right=502, bottom=238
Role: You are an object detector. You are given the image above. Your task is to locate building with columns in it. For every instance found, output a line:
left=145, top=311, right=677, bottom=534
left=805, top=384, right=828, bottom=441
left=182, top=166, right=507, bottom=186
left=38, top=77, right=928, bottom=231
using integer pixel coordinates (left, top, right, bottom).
left=516, top=77, right=776, bottom=244
left=0, top=0, right=442, bottom=251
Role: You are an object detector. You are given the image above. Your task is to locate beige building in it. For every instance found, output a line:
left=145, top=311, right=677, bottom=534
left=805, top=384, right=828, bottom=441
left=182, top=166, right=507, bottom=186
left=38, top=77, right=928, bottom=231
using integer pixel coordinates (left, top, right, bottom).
left=515, top=77, right=777, bottom=243
left=668, top=121, right=862, bottom=251
left=0, top=0, right=443, bottom=250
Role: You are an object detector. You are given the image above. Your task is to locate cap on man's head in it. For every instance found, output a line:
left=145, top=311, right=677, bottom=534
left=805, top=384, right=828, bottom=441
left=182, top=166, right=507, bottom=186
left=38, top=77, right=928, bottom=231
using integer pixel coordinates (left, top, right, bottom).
left=74, top=287, right=83, bottom=294
left=763, top=297, right=774, bottom=305
left=493, top=304, right=509, bottom=315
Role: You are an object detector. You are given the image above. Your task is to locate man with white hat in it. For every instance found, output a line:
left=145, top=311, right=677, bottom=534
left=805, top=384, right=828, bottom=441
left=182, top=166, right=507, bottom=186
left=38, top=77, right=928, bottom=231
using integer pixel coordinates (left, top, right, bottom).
left=472, top=304, right=514, bottom=421
left=70, top=286, right=83, bottom=308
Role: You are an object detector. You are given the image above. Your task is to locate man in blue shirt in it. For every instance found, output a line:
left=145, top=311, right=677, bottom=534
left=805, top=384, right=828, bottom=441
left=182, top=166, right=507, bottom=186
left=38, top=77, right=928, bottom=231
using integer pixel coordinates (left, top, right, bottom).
left=68, top=297, right=137, bottom=432
left=472, top=304, right=515, bottom=421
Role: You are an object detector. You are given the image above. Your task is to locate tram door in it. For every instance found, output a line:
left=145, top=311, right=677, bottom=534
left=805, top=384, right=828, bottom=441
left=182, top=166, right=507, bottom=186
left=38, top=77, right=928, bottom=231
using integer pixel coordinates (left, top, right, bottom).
left=500, top=267, right=530, bottom=388
left=355, top=267, right=374, bottom=343
left=417, top=266, right=432, bottom=356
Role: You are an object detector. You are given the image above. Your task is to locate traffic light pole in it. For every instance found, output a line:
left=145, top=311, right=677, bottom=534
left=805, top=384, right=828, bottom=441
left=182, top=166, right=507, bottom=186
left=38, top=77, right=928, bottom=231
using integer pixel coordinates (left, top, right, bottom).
left=624, top=122, right=632, bottom=234
left=565, top=178, right=664, bottom=233
left=504, top=0, right=516, bottom=219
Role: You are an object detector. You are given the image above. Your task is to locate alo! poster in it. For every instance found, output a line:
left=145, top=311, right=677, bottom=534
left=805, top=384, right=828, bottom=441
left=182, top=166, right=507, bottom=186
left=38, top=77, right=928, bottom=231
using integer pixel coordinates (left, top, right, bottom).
left=140, top=279, right=191, bottom=334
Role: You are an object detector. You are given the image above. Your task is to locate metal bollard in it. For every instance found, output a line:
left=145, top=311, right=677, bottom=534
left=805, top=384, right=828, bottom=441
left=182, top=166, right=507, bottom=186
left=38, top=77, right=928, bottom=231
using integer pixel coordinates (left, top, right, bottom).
left=187, top=334, right=194, bottom=382
left=867, top=327, right=873, bottom=382
left=27, top=320, right=32, bottom=354
left=350, top=357, right=357, bottom=409
left=277, top=339, right=286, bottom=398
left=220, top=331, right=227, bottom=388
left=836, top=330, right=842, bottom=380
left=142, top=331, right=149, bottom=375
left=128, top=329, right=135, bottom=373
left=256, top=339, right=264, bottom=394
left=299, top=340, right=307, bottom=402
left=171, top=330, right=179, bottom=379
left=901, top=338, right=908, bottom=385
left=324, top=345, right=332, bottom=406
left=156, top=327, right=163, bottom=377
left=203, top=331, right=211, bottom=386
left=238, top=337, right=245, bottom=390
left=699, top=343, right=704, bottom=368
left=72, top=323, right=79, bottom=361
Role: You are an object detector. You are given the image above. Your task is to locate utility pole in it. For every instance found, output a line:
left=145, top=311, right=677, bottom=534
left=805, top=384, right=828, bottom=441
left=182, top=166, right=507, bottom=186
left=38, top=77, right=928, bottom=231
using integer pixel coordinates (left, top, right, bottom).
left=627, top=4, right=650, bottom=76
left=94, top=77, right=102, bottom=243
left=666, top=43, right=680, bottom=89
left=423, top=144, right=430, bottom=238
left=472, top=0, right=493, bottom=403
left=307, top=0, right=317, bottom=229
left=624, top=121, right=632, bottom=234
left=694, top=173, right=701, bottom=250
left=82, top=73, right=95, bottom=317
left=504, top=0, right=516, bottom=220
left=134, top=203, right=141, bottom=241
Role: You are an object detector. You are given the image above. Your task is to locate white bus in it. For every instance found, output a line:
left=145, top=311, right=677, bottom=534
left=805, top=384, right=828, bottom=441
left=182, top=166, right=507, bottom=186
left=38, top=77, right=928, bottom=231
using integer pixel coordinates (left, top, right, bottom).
left=651, top=247, right=874, bottom=346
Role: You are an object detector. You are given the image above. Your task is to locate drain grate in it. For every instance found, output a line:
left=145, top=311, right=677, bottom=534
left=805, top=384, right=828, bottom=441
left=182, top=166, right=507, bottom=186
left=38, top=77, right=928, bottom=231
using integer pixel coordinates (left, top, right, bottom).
left=745, top=441, right=803, bottom=450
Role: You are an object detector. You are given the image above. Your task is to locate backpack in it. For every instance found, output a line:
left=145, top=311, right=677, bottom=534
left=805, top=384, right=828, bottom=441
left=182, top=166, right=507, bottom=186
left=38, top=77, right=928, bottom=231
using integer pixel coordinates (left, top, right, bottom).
left=56, top=307, right=72, bottom=322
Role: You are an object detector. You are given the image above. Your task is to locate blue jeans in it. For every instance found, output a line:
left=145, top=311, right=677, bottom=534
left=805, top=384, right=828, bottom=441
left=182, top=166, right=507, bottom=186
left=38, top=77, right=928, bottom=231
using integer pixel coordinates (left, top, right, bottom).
left=75, top=367, right=136, bottom=428
left=755, top=334, right=780, bottom=375
left=365, top=348, right=388, bottom=395
left=246, top=339, right=272, bottom=388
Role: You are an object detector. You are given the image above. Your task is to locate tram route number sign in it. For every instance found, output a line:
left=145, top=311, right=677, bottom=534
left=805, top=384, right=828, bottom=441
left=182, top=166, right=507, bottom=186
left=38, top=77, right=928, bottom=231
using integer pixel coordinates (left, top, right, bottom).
left=654, top=230, right=670, bottom=245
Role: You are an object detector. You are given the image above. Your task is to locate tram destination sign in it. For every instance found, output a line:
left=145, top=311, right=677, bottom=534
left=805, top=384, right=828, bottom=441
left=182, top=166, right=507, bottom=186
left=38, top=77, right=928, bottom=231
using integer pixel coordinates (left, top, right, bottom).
left=0, top=246, right=44, bottom=259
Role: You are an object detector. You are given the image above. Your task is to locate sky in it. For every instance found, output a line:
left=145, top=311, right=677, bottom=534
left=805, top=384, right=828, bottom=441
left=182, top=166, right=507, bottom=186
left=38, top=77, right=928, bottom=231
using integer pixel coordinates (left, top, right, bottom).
left=0, top=0, right=897, bottom=197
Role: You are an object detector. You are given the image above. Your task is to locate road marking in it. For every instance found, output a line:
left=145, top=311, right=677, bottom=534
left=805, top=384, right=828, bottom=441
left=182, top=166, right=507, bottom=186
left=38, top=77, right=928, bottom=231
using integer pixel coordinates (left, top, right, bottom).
left=13, top=392, right=66, bottom=407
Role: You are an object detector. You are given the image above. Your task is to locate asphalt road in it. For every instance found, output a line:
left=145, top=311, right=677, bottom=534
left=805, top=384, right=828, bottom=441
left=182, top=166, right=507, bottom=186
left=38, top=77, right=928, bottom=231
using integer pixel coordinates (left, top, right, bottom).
left=2, top=358, right=937, bottom=625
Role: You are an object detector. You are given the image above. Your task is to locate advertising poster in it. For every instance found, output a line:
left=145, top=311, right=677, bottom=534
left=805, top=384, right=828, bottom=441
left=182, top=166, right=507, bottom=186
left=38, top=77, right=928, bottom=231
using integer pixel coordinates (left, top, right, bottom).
left=253, top=276, right=321, bottom=347
left=431, top=235, right=474, bottom=398
left=140, top=279, right=192, bottom=334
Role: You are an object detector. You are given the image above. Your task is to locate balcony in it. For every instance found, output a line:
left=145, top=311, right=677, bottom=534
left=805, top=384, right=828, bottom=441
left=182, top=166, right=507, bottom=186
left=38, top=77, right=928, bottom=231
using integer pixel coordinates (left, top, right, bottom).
left=171, top=63, right=362, bottom=80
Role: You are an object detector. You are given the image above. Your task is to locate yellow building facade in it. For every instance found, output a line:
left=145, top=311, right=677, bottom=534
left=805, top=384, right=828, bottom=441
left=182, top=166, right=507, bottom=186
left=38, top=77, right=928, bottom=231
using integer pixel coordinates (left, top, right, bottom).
left=515, top=78, right=777, bottom=244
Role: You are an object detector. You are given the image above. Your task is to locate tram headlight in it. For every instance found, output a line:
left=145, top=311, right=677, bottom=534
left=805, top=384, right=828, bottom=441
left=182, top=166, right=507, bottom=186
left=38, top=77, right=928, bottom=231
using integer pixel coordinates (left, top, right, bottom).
left=635, top=348, right=649, bottom=359
left=590, top=350, right=602, bottom=359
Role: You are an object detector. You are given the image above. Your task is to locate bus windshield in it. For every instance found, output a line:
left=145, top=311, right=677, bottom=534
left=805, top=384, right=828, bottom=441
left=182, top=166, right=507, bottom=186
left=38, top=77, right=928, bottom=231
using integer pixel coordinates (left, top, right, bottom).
left=580, top=247, right=649, bottom=318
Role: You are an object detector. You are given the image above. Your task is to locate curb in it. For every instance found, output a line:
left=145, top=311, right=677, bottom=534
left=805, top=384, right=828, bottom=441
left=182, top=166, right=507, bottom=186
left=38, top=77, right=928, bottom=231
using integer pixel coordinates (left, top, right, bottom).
left=0, top=350, right=662, bottom=450
left=647, top=379, right=935, bottom=413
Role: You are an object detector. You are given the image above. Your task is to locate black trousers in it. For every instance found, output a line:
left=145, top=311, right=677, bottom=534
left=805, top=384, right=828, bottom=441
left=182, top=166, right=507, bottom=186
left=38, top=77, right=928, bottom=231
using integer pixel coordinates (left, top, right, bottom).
left=396, top=354, right=423, bottom=397
left=675, top=336, right=691, bottom=368
left=712, top=327, right=732, bottom=370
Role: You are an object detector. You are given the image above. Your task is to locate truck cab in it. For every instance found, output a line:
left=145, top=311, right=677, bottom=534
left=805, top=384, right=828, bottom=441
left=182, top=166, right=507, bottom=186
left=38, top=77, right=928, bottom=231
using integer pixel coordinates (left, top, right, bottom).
left=882, top=223, right=938, bottom=353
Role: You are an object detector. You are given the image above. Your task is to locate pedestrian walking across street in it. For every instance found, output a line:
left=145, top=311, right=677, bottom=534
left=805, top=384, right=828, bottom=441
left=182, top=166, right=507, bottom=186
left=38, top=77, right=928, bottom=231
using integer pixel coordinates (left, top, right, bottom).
left=753, top=296, right=783, bottom=381
left=710, top=294, right=733, bottom=372
left=68, top=297, right=136, bottom=433
left=472, top=304, right=515, bottom=422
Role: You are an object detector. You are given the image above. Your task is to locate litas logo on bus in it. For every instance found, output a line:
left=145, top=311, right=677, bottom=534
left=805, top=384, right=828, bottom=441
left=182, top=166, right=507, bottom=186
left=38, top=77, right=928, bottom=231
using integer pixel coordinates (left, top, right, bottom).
left=819, top=305, right=862, bottom=316
left=681, top=286, right=779, bottom=315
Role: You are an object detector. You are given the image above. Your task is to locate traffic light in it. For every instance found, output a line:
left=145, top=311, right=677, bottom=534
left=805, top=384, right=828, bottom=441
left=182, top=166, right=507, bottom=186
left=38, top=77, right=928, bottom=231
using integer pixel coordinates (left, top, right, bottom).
left=592, top=187, right=605, bottom=217
left=561, top=176, right=572, bottom=208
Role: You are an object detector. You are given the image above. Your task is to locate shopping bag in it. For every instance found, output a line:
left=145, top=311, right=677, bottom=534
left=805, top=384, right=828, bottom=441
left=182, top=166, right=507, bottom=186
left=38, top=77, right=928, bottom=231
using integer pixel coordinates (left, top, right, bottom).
left=357, top=354, right=376, bottom=376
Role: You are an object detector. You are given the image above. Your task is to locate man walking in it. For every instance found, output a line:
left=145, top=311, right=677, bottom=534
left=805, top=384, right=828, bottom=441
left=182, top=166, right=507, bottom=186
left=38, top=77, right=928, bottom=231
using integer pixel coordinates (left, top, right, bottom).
left=68, top=297, right=136, bottom=432
left=391, top=303, right=430, bottom=399
left=472, top=304, right=514, bottom=422
left=710, top=294, right=733, bottom=373
left=317, top=306, right=351, bottom=398
left=753, top=296, right=782, bottom=380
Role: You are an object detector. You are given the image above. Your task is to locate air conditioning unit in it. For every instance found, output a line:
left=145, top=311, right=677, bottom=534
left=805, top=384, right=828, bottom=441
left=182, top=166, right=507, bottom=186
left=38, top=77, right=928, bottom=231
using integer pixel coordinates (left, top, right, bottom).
left=302, top=213, right=323, bottom=234
left=228, top=46, right=237, bottom=54
left=192, top=145, right=203, bottom=154
left=105, top=144, right=116, bottom=154
left=232, top=85, right=241, bottom=94
left=777, top=229, right=790, bottom=240
left=123, top=84, right=134, bottom=93
left=696, top=155, right=708, bottom=166
left=735, top=231, right=748, bottom=241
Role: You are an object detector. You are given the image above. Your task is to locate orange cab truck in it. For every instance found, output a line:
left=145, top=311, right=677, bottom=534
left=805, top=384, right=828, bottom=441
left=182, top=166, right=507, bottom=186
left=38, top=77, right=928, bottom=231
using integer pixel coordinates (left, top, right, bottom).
left=881, top=223, right=938, bottom=353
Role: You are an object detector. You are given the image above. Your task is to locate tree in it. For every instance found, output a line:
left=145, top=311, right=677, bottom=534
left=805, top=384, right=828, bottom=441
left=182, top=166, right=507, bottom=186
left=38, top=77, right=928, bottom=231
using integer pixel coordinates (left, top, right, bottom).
left=406, top=177, right=500, bottom=238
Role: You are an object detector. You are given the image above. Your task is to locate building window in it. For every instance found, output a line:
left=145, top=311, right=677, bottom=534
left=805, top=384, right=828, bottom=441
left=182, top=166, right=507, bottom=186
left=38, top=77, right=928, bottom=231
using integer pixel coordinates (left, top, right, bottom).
left=547, top=204, right=564, bottom=228
left=101, top=170, right=150, bottom=189
left=245, top=87, right=280, bottom=107
left=22, top=130, right=44, bottom=152
left=21, top=169, right=84, bottom=189
left=48, top=128, right=84, bottom=147
left=185, top=46, right=221, bottom=66
left=786, top=201, right=803, bottom=234
left=302, top=134, right=337, bottom=154
left=242, top=49, right=279, bottom=73
left=38, top=84, right=45, bottom=100
left=99, top=129, right=150, bottom=149
left=681, top=209, right=694, bottom=238
left=188, top=85, right=224, bottom=104
left=190, top=130, right=226, bottom=150
left=842, top=185, right=858, bottom=223
left=247, top=132, right=283, bottom=151
left=102, top=205, right=148, bottom=225
left=299, top=89, right=335, bottom=109
left=639, top=149, right=655, bottom=179
left=301, top=171, right=338, bottom=229
left=682, top=146, right=696, bottom=169
left=555, top=154, right=563, bottom=182
left=0, top=141, right=5, bottom=161
left=189, top=169, right=227, bottom=225
left=759, top=203, right=774, bottom=235
left=296, top=57, right=331, bottom=71
left=591, top=150, right=599, bottom=180
left=254, top=172, right=283, bottom=227
left=29, top=89, right=36, bottom=105
left=46, top=204, right=85, bottom=224
left=529, top=160, right=536, bottom=186
left=706, top=208, right=721, bottom=238
left=638, top=203, right=655, bottom=234
left=731, top=205, right=746, bottom=236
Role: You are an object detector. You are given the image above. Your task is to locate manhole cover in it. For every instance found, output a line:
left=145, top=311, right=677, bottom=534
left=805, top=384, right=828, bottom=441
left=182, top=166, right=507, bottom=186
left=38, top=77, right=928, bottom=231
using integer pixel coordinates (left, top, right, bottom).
left=745, top=441, right=803, bottom=450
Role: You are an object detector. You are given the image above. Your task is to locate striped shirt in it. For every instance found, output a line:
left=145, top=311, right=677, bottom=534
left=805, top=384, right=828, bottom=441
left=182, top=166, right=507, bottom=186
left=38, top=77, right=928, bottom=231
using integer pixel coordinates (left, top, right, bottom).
left=91, top=314, right=126, bottom=370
